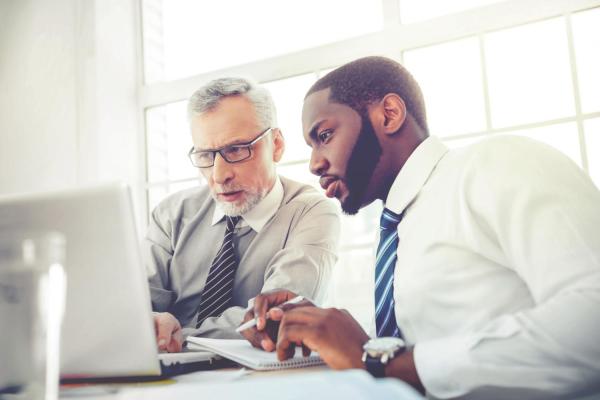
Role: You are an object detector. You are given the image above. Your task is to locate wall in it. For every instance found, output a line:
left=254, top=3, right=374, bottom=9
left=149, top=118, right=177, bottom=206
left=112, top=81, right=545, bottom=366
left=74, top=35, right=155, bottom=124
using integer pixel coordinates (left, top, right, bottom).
left=0, top=0, right=79, bottom=194
left=0, top=0, right=142, bottom=201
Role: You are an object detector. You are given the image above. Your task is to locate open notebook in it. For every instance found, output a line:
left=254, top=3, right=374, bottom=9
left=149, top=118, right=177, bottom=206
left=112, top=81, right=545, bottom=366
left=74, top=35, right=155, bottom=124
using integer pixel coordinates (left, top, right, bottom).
left=186, top=338, right=324, bottom=371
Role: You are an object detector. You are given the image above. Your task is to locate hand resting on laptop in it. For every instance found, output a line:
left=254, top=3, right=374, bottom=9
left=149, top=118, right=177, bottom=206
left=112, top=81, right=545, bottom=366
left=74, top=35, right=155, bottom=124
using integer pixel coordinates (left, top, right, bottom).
left=153, top=312, right=183, bottom=353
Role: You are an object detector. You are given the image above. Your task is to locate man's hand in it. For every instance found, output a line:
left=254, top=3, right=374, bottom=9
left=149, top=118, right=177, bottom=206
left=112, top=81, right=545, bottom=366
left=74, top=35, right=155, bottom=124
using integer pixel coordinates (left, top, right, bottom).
left=239, top=289, right=313, bottom=352
left=153, top=312, right=183, bottom=353
left=276, top=306, right=369, bottom=369
left=275, top=306, right=425, bottom=392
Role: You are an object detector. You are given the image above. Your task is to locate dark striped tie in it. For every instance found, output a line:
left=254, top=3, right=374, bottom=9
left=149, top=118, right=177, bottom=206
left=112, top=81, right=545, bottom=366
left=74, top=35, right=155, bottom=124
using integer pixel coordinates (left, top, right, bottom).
left=195, top=215, right=241, bottom=328
left=374, top=208, right=403, bottom=338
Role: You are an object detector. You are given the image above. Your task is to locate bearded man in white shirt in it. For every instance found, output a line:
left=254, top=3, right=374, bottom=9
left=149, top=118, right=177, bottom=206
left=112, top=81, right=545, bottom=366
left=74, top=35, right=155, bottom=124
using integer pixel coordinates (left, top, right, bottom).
left=239, top=56, right=600, bottom=399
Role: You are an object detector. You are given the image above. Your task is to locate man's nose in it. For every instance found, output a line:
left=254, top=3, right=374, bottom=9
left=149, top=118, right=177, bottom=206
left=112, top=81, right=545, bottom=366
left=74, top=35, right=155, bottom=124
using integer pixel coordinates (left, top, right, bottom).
left=309, top=151, right=328, bottom=176
left=211, top=153, right=235, bottom=184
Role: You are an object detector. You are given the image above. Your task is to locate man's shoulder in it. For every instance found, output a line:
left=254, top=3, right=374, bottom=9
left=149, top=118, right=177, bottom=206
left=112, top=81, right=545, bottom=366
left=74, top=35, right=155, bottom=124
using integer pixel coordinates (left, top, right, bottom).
left=444, top=134, right=586, bottom=200
left=457, top=134, right=559, bottom=161
left=447, top=134, right=571, bottom=176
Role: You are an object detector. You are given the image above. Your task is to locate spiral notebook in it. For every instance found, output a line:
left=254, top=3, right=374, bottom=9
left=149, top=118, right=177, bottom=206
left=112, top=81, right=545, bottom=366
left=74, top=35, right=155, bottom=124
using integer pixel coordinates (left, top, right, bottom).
left=185, top=338, right=324, bottom=371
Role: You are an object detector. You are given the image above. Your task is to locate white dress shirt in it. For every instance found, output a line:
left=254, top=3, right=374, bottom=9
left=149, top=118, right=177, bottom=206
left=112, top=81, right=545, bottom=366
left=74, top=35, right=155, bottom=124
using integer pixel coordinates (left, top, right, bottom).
left=382, top=135, right=600, bottom=399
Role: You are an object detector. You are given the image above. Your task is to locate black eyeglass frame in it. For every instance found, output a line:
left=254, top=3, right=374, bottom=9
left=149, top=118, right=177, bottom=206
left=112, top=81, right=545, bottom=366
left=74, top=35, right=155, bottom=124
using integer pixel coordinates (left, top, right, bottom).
left=188, top=127, right=273, bottom=168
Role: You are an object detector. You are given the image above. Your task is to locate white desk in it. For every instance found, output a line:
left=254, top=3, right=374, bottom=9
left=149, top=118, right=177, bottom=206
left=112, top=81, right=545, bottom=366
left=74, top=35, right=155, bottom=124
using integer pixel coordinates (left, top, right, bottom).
left=60, top=366, right=423, bottom=400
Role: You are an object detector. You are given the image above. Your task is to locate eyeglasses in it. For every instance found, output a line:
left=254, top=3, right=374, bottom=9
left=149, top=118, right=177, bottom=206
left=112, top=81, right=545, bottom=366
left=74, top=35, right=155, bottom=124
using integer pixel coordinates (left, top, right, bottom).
left=188, top=127, right=273, bottom=168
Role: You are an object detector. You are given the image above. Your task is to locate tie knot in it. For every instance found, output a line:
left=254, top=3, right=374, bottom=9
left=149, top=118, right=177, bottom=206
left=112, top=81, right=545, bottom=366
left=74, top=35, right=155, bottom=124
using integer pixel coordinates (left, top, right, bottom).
left=226, top=215, right=241, bottom=232
left=380, top=208, right=402, bottom=231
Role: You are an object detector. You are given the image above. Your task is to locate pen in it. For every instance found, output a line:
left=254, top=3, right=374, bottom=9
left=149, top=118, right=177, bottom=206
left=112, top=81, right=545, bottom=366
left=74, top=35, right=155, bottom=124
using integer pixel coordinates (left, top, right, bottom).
left=235, top=295, right=305, bottom=332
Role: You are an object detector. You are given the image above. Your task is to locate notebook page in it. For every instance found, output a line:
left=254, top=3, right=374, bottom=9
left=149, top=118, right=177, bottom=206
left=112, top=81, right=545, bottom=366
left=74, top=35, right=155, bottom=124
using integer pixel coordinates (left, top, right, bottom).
left=186, top=338, right=323, bottom=371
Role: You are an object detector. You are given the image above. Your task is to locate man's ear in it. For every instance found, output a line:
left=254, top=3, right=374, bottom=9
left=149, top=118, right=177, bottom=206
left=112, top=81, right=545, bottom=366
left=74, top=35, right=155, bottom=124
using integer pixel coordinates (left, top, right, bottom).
left=380, top=94, right=407, bottom=136
left=272, top=129, right=285, bottom=162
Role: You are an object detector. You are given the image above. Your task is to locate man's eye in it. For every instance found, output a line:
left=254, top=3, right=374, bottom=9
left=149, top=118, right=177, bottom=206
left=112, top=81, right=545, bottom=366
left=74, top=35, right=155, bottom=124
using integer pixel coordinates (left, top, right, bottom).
left=224, top=146, right=245, bottom=155
left=318, top=129, right=333, bottom=143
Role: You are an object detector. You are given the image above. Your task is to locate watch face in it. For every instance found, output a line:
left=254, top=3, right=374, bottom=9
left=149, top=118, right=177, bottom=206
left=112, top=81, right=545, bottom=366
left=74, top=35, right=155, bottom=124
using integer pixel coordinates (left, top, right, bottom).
left=363, top=337, right=405, bottom=354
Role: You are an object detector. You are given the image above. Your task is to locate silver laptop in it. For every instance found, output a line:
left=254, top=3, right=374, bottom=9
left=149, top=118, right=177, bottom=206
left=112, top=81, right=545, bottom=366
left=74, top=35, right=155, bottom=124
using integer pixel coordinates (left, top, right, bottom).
left=0, top=183, right=216, bottom=380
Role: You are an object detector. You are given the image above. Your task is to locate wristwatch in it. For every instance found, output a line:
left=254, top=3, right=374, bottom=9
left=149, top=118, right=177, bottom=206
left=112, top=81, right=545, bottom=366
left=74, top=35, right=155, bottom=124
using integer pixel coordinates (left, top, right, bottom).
left=362, top=337, right=406, bottom=378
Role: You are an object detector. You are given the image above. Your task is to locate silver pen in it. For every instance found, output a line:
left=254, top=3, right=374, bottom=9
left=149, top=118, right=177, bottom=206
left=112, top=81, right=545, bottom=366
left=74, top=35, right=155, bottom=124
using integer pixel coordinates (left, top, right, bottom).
left=235, top=295, right=305, bottom=333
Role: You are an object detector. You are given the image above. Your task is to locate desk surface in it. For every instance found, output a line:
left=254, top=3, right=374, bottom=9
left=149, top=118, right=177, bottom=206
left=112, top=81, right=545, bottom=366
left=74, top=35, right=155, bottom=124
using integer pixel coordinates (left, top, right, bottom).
left=60, top=366, right=423, bottom=400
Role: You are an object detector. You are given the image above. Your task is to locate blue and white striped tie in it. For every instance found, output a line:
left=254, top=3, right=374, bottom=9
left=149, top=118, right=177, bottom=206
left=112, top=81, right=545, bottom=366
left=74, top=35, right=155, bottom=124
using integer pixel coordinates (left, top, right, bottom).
left=374, top=208, right=403, bottom=338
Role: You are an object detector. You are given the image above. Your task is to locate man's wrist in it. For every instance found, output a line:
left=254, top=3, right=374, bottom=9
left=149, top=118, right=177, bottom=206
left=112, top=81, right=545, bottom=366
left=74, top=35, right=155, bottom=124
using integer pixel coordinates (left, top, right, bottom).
left=362, top=337, right=406, bottom=377
left=384, top=347, right=425, bottom=393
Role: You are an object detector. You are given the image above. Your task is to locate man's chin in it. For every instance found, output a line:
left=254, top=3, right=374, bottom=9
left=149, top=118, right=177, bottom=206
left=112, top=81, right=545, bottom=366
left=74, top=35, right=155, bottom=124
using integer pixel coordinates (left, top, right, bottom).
left=340, top=195, right=363, bottom=216
left=216, top=199, right=248, bottom=216
left=339, top=188, right=376, bottom=216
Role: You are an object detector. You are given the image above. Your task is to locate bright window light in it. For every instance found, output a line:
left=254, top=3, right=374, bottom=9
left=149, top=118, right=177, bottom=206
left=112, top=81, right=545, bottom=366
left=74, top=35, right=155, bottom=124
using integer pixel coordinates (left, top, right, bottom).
left=145, top=101, right=195, bottom=183
left=584, top=118, right=600, bottom=189
left=403, top=37, right=487, bottom=137
left=399, top=0, right=501, bottom=24
left=143, top=0, right=383, bottom=82
left=331, top=246, right=375, bottom=330
left=484, top=18, right=575, bottom=128
left=263, top=73, right=317, bottom=164
left=572, top=7, right=600, bottom=114
left=339, top=201, right=381, bottom=248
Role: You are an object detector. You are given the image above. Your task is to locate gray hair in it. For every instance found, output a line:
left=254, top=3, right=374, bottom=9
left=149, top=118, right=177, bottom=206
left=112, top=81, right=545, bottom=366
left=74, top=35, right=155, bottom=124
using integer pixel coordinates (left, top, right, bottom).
left=187, top=77, right=277, bottom=128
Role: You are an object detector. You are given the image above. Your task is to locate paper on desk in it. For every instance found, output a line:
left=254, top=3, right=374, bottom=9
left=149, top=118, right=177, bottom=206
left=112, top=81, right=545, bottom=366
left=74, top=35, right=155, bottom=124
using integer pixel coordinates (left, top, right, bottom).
left=116, top=370, right=424, bottom=400
left=172, top=368, right=249, bottom=383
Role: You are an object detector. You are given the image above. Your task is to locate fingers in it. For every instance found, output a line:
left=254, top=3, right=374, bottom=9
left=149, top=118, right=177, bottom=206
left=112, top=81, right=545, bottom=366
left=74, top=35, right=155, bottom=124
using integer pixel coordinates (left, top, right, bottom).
left=155, top=314, right=173, bottom=351
left=276, top=322, right=316, bottom=361
left=239, top=326, right=276, bottom=351
left=302, top=344, right=311, bottom=357
left=268, top=298, right=314, bottom=321
left=252, top=289, right=297, bottom=330
left=166, top=327, right=183, bottom=353
left=154, top=312, right=182, bottom=353
left=275, top=307, right=324, bottom=361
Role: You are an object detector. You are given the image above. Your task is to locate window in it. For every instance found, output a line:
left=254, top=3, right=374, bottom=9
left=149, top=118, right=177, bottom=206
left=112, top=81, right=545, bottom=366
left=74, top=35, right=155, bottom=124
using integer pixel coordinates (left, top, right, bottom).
left=142, top=0, right=383, bottom=83
left=585, top=118, right=600, bottom=188
left=399, top=0, right=502, bottom=24
left=145, top=101, right=194, bottom=183
left=140, top=1, right=600, bottom=324
left=572, top=8, right=600, bottom=114
left=263, top=73, right=317, bottom=164
left=484, top=18, right=575, bottom=128
left=403, top=37, right=486, bottom=137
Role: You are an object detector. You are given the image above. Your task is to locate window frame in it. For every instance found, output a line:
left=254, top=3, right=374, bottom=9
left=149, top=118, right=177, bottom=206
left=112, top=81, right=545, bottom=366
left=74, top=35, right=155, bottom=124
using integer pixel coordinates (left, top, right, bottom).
left=137, top=0, right=600, bottom=240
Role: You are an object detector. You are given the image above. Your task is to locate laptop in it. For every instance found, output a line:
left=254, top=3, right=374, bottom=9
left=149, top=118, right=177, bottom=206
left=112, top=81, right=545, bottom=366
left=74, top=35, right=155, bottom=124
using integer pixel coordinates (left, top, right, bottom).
left=0, top=183, right=219, bottom=380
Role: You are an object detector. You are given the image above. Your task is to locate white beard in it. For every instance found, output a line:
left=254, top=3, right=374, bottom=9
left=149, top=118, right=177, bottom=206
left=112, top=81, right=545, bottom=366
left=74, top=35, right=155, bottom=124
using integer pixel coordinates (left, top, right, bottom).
left=212, top=186, right=268, bottom=217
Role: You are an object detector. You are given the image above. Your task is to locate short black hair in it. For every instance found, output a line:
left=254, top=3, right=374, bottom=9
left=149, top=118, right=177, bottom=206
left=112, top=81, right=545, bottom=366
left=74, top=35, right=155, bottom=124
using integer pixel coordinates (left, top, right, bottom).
left=306, top=56, right=428, bottom=133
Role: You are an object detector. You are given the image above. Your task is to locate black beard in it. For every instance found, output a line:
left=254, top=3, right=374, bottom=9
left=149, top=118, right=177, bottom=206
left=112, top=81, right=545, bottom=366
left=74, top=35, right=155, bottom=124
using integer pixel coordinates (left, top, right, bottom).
left=340, top=113, right=382, bottom=215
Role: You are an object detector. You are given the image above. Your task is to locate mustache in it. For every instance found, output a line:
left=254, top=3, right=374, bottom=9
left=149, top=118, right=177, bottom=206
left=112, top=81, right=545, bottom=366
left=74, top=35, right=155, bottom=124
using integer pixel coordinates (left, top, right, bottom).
left=213, top=184, right=247, bottom=194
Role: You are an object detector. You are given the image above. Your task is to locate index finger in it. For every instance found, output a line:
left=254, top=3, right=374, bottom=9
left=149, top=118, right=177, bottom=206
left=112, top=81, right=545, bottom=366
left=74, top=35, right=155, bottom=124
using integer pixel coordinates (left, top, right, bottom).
left=268, top=299, right=314, bottom=321
left=253, top=290, right=297, bottom=330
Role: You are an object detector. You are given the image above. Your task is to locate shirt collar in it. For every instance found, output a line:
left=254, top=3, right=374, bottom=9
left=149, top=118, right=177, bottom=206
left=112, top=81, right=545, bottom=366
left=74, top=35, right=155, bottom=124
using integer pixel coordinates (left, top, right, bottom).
left=211, top=176, right=284, bottom=233
left=385, top=136, right=449, bottom=215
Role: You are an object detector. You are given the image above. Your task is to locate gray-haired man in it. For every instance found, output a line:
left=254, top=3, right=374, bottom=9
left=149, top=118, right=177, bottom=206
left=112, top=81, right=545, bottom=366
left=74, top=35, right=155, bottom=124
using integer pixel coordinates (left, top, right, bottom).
left=145, top=78, right=340, bottom=352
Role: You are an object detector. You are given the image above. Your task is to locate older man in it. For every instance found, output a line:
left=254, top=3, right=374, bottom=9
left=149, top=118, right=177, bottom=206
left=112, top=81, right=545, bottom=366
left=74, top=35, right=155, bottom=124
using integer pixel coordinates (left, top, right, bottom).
left=242, top=57, right=600, bottom=399
left=145, top=77, right=340, bottom=352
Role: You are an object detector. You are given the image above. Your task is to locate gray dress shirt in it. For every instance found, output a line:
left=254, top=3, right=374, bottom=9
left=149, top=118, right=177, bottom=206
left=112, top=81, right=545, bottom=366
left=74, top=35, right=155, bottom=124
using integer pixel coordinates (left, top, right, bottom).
left=144, top=176, right=340, bottom=338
